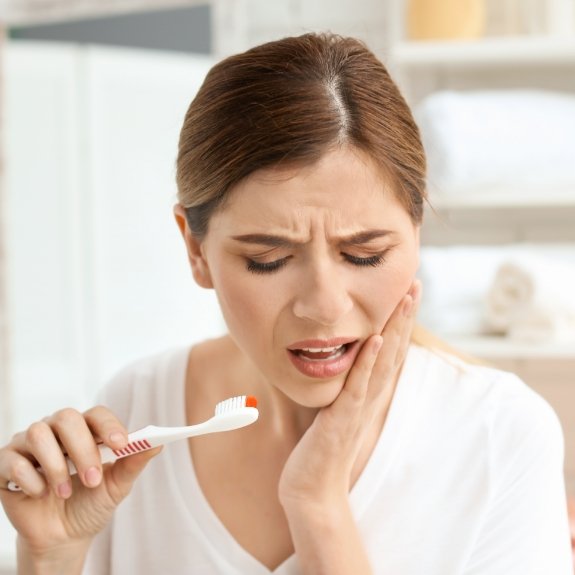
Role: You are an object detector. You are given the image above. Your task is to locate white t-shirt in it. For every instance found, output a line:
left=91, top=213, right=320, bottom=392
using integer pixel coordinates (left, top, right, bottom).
left=84, top=344, right=573, bottom=574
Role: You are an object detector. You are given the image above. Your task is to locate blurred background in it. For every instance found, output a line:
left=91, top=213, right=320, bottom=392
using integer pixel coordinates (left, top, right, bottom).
left=0, top=0, right=574, bottom=571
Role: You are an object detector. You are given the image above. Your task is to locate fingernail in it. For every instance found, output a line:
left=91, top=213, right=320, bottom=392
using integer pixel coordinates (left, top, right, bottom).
left=372, top=336, right=383, bottom=355
left=85, top=467, right=101, bottom=487
left=109, top=431, right=126, bottom=446
left=57, top=480, right=72, bottom=499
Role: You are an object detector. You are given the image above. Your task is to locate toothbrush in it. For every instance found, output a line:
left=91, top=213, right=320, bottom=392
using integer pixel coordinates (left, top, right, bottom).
left=7, top=395, right=258, bottom=492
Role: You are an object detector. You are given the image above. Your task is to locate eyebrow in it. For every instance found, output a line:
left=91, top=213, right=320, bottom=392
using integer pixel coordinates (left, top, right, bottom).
left=230, top=229, right=393, bottom=247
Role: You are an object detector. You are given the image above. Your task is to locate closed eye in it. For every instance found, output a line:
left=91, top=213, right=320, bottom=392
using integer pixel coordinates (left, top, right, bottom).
left=343, top=253, right=387, bottom=267
left=246, top=251, right=388, bottom=274
left=246, top=257, right=290, bottom=274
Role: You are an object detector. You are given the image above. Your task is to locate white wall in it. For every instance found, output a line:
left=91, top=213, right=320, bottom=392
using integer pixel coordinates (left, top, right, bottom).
left=3, top=41, right=225, bottom=432
left=1, top=40, right=228, bottom=566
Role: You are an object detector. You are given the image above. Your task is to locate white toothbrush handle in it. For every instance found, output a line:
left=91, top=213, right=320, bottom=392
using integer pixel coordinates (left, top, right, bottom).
left=7, top=407, right=258, bottom=492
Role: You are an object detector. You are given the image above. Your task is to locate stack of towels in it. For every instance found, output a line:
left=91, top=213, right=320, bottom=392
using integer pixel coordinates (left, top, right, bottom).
left=415, top=90, right=575, bottom=197
left=414, top=89, right=575, bottom=343
left=418, top=245, right=575, bottom=343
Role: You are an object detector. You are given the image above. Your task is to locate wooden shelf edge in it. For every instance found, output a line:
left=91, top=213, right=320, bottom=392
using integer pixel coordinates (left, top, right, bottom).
left=443, top=335, right=575, bottom=360
left=392, top=36, right=575, bottom=67
left=427, top=194, right=575, bottom=210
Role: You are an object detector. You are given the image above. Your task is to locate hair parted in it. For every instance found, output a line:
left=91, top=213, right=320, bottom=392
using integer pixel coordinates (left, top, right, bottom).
left=176, top=32, right=427, bottom=238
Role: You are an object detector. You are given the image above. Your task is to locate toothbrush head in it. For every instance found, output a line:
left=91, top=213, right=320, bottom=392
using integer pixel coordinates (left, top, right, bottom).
left=214, top=395, right=258, bottom=416
left=246, top=396, right=258, bottom=408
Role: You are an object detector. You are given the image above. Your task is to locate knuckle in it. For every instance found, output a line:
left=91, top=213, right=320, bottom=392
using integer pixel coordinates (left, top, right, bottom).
left=52, top=407, right=82, bottom=427
left=9, top=430, right=25, bottom=445
left=346, top=382, right=367, bottom=404
left=25, top=421, right=51, bottom=446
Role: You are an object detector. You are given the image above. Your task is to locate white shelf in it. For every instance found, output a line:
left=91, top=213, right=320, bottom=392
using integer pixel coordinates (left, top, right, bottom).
left=391, top=36, right=575, bottom=67
left=427, top=188, right=575, bottom=210
left=447, top=335, right=575, bottom=360
left=387, top=6, right=575, bottom=363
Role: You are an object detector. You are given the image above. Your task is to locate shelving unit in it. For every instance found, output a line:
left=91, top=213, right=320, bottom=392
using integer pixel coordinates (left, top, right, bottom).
left=387, top=4, right=575, bottom=498
left=386, top=1, right=575, bottom=361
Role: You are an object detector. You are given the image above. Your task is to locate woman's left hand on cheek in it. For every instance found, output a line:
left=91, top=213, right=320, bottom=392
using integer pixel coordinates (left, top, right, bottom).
left=278, top=280, right=421, bottom=510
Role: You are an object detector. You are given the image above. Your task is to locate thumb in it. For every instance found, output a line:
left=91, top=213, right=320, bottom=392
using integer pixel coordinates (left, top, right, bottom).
left=105, top=447, right=162, bottom=504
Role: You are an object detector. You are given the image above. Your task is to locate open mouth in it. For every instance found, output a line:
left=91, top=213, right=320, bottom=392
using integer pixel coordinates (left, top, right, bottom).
left=289, top=343, right=350, bottom=361
left=286, top=338, right=360, bottom=378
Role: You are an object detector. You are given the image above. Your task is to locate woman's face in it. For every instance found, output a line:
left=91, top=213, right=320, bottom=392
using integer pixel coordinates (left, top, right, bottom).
left=190, top=147, right=420, bottom=407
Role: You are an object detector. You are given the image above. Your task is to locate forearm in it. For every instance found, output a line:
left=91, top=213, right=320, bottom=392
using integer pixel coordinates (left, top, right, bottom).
left=283, top=498, right=372, bottom=575
left=17, top=537, right=90, bottom=575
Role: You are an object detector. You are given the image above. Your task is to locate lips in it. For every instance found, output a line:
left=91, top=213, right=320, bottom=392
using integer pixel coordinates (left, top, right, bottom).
left=295, top=344, right=347, bottom=361
left=287, top=337, right=360, bottom=378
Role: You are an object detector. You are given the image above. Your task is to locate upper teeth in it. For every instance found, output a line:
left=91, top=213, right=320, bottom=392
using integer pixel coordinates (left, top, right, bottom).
left=300, top=345, right=343, bottom=353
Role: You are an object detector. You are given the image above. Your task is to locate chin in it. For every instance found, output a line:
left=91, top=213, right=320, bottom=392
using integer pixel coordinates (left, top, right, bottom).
left=280, top=377, right=346, bottom=409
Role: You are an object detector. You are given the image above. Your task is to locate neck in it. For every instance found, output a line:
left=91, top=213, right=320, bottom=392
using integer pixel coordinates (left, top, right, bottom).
left=226, top=337, right=320, bottom=442
left=258, top=384, right=319, bottom=441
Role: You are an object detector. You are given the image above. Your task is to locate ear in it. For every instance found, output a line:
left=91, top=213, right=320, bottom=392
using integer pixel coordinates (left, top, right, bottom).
left=173, top=204, right=213, bottom=289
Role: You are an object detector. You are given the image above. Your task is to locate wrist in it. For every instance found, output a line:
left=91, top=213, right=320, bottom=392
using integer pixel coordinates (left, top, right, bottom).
left=281, top=492, right=351, bottom=528
left=17, top=536, right=91, bottom=575
left=281, top=496, right=373, bottom=575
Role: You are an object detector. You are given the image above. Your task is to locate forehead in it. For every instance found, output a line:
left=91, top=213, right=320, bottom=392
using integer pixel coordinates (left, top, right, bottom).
left=212, top=148, right=407, bottom=233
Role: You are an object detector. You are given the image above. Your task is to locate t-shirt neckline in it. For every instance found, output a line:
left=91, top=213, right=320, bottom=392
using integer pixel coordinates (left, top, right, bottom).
left=166, top=343, right=426, bottom=574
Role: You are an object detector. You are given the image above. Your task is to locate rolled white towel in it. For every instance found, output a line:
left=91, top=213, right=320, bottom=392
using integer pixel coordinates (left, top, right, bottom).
left=419, top=245, right=575, bottom=336
left=485, top=257, right=575, bottom=341
left=415, top=90, right=575, bottom=194
left=418, top=246, right=505, bottom=335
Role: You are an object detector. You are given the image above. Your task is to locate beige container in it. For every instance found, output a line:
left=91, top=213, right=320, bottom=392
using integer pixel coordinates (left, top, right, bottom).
left=407, top=0, right=486, bottom=40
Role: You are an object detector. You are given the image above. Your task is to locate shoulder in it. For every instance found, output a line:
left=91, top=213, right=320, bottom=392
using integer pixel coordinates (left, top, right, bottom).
left=412, top=344, right=564, bottom=464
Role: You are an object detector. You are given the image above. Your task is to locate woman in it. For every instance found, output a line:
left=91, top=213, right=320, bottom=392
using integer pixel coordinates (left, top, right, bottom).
left=0, top=33, right=572, bottom=574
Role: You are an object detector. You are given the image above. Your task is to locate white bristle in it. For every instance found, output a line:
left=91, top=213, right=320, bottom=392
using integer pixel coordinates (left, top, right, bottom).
left=215, top=395, right=246, bottom=415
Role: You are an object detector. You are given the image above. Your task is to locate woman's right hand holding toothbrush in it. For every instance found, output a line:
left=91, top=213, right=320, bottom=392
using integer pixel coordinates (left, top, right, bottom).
left=0, top=406, right=160, bottom=574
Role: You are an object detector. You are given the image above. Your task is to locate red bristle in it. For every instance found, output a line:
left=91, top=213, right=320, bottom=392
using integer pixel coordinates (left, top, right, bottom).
left=246, top=396, right=258, bottom=408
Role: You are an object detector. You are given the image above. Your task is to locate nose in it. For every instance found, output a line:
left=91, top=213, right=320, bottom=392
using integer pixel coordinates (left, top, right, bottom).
left=292, top=261, right=353, bottom=326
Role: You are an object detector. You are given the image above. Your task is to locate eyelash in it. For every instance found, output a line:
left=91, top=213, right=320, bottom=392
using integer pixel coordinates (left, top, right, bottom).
left=246, top=258, right=289, bottom=275
left=343, top=253, right=387, bottom=268
left=246, top=252, right=387, bottom=275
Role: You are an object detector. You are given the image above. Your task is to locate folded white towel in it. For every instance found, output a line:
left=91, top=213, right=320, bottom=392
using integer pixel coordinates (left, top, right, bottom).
left=418, top=245, right=575, bottom=337
left=485, top=256, right=575, bottom=342
left=418, top=246, right=504, bottom=335
left=415, top=90, right=575, bottom=195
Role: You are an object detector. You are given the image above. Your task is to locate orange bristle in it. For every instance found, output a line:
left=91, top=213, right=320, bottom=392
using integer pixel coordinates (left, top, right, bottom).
left=246, top=396, right=258, bottom=408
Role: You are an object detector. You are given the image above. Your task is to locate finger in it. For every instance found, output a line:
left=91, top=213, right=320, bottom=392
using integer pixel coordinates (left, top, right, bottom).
left=105, top=446, right=162, bottom=505
left=336, top=335, right=383, bottom=410
left=50, top=408, right=107, bottom=491
left=52, top=406, right=129, bottom=492
left=0, top=450, right=46, bottom=497
left=367, top=280, right=422, bottom=405
left=396, top=280, right=422, bottom=367
left=83, top=405, right=128, bottom=448
left=20, top=419, right=77, bottom=498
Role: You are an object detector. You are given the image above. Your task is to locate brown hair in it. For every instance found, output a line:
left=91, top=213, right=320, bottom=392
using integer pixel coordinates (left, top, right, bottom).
left=176, top=32, right=426, bottom=238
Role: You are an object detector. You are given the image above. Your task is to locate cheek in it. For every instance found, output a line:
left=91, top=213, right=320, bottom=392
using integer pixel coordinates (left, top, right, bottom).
left=368, top=253, right=418, bottom=329
left=211, top=267, right=283, bottom=344
left=213, top=274, right=256, bottom=330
